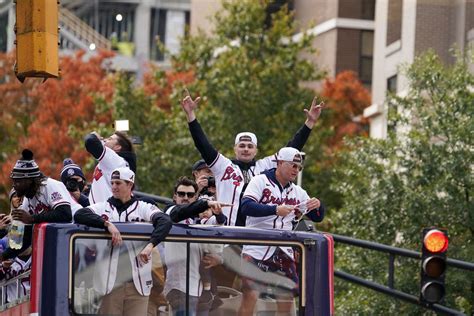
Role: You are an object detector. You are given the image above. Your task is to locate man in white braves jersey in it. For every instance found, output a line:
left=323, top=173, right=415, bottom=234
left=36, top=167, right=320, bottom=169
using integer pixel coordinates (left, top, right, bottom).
left=238, top=147, right=325, bottom=316
left=181, top=90, right=323, bottom=226
left=85, top=131, right=136, bottom=204
left=163, top=176, right=225, bottom=315
left=1, top=149, right=79, bottom=262
left=74, top=167, right=172, bottom=316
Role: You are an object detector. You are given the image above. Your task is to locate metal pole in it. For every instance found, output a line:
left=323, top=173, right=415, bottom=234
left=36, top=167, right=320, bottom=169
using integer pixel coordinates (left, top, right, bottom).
left=388, top=253, right=395, bottom=289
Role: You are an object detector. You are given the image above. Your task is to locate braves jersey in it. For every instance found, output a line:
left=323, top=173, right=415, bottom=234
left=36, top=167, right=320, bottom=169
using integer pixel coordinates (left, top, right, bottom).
left=2, top=256, right=31, bottom=303
left=209, top=153, right=276, bottom=226
left=242, top=173, right=310, bottom=260
left=163, top=206, right=203, bottom=297
left=87, top=200, right=161, bottom=296
left=20, top=178, right=80, bottom=217
left=88, top=146, right=129, bottom=204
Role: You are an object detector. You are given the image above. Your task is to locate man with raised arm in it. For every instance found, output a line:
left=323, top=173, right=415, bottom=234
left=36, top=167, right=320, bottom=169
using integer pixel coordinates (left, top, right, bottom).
left=84, top=131, right=136, bottom=204
left=181, top=90, right=323, bottom=226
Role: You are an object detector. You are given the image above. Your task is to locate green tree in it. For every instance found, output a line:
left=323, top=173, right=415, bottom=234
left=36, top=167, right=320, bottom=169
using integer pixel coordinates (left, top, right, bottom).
left=331, top=50, right=474, bottom=314
left=113, top=0, right=327, bottom=198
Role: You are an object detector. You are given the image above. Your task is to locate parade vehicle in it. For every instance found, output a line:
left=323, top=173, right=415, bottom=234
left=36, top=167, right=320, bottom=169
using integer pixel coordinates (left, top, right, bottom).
left=0, top=220, right=334, bottom=316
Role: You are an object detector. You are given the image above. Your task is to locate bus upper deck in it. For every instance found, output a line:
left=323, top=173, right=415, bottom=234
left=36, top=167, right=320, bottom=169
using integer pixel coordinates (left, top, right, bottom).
left=0, top=222, right=333, bottom=315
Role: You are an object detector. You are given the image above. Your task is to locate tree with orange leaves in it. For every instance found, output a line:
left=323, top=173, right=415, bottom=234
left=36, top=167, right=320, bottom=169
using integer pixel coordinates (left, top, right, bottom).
left=321, top=70, right=371, bottom=149
left=0, top=50, right=116, bottom=209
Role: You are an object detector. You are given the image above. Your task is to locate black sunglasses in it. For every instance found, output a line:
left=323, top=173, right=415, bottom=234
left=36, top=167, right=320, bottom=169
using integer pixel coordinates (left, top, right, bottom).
left=176, top=191, right=196, bottom=198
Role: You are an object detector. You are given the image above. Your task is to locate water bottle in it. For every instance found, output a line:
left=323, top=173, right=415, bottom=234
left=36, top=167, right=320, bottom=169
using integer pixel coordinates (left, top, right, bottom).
left=8, top=219, right=25, bottom=250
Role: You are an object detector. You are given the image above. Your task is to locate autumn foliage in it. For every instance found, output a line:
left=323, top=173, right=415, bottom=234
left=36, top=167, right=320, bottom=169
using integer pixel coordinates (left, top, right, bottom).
left=142, top=65, right=194, bottom=111
left=321, top=71, right=371, bottom=149
left=0, top=50, right=116, bottom=202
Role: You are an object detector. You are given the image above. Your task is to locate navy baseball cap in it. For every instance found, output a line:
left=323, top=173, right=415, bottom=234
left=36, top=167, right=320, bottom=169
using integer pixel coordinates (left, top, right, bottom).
left=192, top=159, right=208, bottom=172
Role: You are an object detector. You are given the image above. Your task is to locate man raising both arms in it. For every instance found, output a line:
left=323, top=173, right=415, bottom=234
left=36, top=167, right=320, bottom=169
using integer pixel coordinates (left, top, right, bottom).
left=181, top=90, right=323, bottom=226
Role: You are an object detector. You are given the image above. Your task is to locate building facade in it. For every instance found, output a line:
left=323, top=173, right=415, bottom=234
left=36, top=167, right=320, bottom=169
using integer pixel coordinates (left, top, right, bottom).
left=365, top=0, right=474, bottom=139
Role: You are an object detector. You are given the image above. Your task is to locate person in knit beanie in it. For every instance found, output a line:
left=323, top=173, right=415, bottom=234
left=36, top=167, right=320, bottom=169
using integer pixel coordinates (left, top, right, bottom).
left=60, top=158, right=89, bottom=207
left=1, top=149, right=78, bottom=262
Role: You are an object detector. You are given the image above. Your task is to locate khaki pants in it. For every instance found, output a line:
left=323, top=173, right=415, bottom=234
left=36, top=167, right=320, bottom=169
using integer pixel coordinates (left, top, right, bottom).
left=99, top=281, right=149, bottom=316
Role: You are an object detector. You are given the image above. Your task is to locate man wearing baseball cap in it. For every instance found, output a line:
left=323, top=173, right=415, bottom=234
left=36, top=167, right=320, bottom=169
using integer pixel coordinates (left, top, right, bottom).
left=181, top=89, right=323, bottom=227
left=74, top=167, right=172, bottom=316
left=238, top=147, right=325, bottom=315
left=191, top=159, right=216, bottom=197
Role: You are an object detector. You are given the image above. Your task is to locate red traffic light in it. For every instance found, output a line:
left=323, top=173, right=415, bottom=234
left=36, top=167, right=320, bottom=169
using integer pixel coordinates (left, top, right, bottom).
left=423, top=229, right=448, bottom=253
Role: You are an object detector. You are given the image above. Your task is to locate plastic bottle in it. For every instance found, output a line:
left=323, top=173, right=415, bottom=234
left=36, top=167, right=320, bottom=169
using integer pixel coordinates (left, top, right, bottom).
left=8, top=219, right=24, bottom=249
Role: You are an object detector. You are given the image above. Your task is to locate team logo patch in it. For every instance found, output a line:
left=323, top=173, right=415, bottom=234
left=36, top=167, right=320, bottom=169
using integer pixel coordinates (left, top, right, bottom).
left=67, top=169, right=75, bottom=176
left=51, top=191, right=63, bottom=202
left=100, top=214, right=109, bottom=221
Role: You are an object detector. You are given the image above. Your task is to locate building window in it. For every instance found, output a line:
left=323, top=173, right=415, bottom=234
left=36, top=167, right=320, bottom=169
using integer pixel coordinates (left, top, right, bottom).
left=0, top=11, right=7, bottom=52
left=150, top=9, right=189, bottom=61
left=361, top=0, right=376, bottom=20
left=387, top=75, right=397, bottom=93
left=359, top=31, right=374, bottom=85
left=386, top=0, right=402, bottom=46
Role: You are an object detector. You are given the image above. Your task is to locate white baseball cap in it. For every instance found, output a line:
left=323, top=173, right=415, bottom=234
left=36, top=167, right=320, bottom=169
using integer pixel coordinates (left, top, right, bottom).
left=276, top=147, right=304, bottom=164
left=234, top=132, right=257, bottom=145
left=111, top=167, right=135, bottom=183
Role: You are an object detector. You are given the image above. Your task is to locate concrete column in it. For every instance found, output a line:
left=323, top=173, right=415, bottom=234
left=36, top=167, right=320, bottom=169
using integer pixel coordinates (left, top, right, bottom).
left=165, top=10, right=185, bottom=57
left=7, top=5, right=15, bottom=52
left=134, top=0, right=152, bottom=59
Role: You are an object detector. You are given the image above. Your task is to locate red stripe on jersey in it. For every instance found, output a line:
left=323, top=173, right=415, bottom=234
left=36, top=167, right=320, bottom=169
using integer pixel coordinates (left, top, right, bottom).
left=98, top=147, right=106, bottom=161
left=209, top=153, right=220, bottom=168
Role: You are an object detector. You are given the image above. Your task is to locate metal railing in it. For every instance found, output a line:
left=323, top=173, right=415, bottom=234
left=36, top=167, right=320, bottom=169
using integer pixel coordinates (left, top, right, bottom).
left=59, top=7, right=111, bottom=50
left=331, top=232, right=473, bottom=315
left=0, top=270, right=31, bottom=311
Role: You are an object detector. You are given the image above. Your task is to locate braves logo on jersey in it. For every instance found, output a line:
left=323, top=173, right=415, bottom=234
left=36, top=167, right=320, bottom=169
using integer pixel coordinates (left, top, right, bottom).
left=260, top=188, right=300, bottom=206
left=220, top=166, right=243, bottom=186
left=93, top=166, right=103, bottom=181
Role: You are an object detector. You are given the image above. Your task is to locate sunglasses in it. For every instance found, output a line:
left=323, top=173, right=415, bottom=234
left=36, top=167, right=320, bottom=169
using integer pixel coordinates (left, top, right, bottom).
left=284, top=161, right=303, bottom=171
left=176, top=191, right=196, bottom=198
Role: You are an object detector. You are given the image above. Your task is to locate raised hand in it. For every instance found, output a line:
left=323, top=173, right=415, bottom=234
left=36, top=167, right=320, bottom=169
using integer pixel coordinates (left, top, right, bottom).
left=304, top=97, right=324, bottom=129
left=180, top=88, right=201, bottom=122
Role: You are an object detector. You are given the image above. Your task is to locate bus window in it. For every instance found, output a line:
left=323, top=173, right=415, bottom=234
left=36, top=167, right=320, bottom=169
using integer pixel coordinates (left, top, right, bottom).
left=72, top=237, right=156, bottom=315
left=72, top=236, right=304, bottom=315
left=163, top=239, right=303, bottom=316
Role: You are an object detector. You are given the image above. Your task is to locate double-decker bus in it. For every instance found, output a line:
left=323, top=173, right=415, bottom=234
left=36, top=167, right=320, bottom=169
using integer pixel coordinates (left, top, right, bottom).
left=0, top=221, right=333, bottom=315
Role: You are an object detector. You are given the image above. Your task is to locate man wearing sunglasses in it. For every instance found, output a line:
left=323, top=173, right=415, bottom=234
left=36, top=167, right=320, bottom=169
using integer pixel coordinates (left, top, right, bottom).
left=163, top=176, right=226, bottom=315
left=238, top=147, right=326, bottom=315
left=181, top=90, right=323, bottom=227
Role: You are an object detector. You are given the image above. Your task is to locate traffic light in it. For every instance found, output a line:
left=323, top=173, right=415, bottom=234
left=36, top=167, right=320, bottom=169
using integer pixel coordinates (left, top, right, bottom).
left=420, top=228, right=448, bottom=304
left=14, top=0, right=60, bottom=82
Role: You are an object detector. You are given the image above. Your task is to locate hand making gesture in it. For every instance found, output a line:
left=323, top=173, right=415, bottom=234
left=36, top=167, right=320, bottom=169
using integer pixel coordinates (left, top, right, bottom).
left=181, top=88, right=201, bottom=122
left=304, top=97, right=324, bottom=129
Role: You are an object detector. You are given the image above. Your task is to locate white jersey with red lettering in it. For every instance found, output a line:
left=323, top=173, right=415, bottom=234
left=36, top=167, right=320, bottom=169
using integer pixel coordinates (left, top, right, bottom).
left=163, top=205, right=203, bottom=297
left=5, top=256, right=31, bottom=303
left=209, top=153, right=276, bottom=226
left=242, top=172, right=310, bottom=261
left=87, top=200, right=162, bottom=296
left=88, top=146, right=128, bottom=204
left=20, top=178, right=81, bottom=216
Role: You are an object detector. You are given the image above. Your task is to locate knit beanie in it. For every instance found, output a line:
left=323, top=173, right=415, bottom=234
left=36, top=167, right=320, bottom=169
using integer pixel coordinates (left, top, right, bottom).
left=60, top=158, right=86, bottom=184
left=10, top=149, right=41, bottom=179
